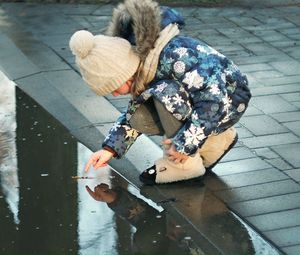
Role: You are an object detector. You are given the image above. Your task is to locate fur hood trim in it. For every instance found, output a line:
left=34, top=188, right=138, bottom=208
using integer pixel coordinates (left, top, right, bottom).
left=106, top=0, right=161, bottom=61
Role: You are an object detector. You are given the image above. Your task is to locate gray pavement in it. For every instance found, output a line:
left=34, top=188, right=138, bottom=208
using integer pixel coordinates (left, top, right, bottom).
left=1, top=1, right=300, bottom=254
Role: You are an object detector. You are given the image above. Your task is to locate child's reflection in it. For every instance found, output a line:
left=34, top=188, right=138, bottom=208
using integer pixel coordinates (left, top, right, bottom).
left=85, top=183, right=203, bottom=255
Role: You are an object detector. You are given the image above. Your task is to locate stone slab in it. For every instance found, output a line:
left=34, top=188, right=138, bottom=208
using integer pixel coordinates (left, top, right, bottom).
left=285, top=169, right=300, bottom=182
left=253, top=148, right=279, bottom=160
left=241, top=133, right=300, bottom=148
left=269, top=60, right=300, bottom=75
left=259, top=75, right=300, bottom=87
left=271, top=111, right=300, bottom=123
left=247, top=208, right=300, bottom=232
left=43, top=70, right=121, bottom=123
left=15, top=73, right=91, bottom=131
left=216, top=179, right=300, bottom=204
left=265, top=158, right=293, bottom=170
left=239, top=115, right=288, bottom=136
left=252, top=84, right=300, bottom=97
left=272, top=143, right=300, bottom=168
left=282, top=244, right=300, bottom=255
left=0, top=33, right=39, bottom=80
left=264, top=226, right=300, bottom=247
left=251, top=95, right=298, bottom=114
left=280, top=92, right=300, bottom=102
left=213, top=157, right=271, bottom=176
left=205, top=168, right=288, bottom=191
left=283, top=121, right=300, bottom=137
left=218, top=146, right=255, bottom=162
left=230, top=192, right=300, bottom=217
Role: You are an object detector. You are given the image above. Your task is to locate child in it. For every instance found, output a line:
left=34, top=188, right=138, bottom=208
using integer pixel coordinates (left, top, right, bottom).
left=69, top=0, right=251, bottom=185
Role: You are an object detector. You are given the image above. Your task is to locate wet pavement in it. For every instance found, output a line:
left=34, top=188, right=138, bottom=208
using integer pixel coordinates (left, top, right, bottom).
left=0, top=1, right=300, bottom=254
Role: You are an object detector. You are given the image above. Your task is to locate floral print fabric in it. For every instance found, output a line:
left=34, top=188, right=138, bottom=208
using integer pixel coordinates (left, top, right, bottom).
left=103, top=35, right=251, bottom=157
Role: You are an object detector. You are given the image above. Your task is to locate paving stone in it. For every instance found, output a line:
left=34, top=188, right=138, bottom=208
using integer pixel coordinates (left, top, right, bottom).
left=243, top=105, right=264, bottom=116
left=239, top=115, right=288, bottom=136
left=280, top=92, right=300, bottom=102
left=213, top=157, right=271, bottom=176
left=254, top=148, right=279, bottom=160
left=235, top=125, right=253, bottom=138
left=272, top=143, right=300, bottom=168
left=241, top=133, right=300, bottom=148
left=269, top=40, right=299, bottom=49
left=215, top=44, right=245, bottom=53
left=285, top=169, right=300, bottom=182
left=286, top=47, right=300, bottom=59
left=227, top=16, right=263, bottom=26
left=271, top=111, right=300, bottom=123
left=258, top=75, right=300, bottom=87
left=252, top=84, right=300, bottom=97
left=250, top=70, right=284, bottom=80
left=205, top=168, right=288, bottom=191
left=230, top=192, right=300, bottom=217
left=217, top=27, right=253, bottom=38
left=16, top=74, right=91, bottom=131
left=292, top=101, right=300, bottom=109
left=269, top=61, right=300, bottom=75
left=234, top=53, right=293, bottom=65
left=282, top=245, right=300, bottom=255
left=244, top=19, right=296, bottom=31
left=242, top=43, right=284, bottom=56
left=283, top=121, right=300, bottom=137
left=43, top=70, right=121, bottom=123
left=91, top=4, right=115, bottom=16
left=234, top=36, right=263, bottom=44
left=0, top=34, right=40, bottom=80
left=251, top=95, right=297, bottom=114
left=247, top=208, right=300, bottom=232
left=252, top=30, right=290, bottom=42
left=239, top=63, right=273, bottom=73
left=265, top=158, right=293, bottom=170
left=219, top=146, right=255, bottom=162
left=216, top=179, right=300, bottom=203
left=264, top=226, right=300, bottom=247
left=245, top=73, right=265, bottom=88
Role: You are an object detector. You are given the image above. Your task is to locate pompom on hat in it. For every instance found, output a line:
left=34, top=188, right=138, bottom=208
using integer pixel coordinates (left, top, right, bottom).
left=69, top=30, right=140, bottom=96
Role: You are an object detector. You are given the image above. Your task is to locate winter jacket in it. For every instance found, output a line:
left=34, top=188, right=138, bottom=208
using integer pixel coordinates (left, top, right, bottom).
left=103, top=0, right=251, bottom=157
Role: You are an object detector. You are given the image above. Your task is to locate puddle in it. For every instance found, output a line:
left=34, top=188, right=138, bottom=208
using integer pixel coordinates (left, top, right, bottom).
left=0, top=72, right=281, bottom=255
left=0, top=74, right=205, bottom=255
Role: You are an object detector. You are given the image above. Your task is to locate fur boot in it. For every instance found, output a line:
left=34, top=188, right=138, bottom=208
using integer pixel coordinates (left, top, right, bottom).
left=199, top=127, right=238, bottom=171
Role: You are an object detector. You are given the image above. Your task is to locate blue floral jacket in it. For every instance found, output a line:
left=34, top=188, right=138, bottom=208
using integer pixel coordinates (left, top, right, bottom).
left=103, top=7, right=251, bottom=157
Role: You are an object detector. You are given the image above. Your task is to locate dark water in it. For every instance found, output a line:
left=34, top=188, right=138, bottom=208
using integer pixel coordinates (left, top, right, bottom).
left=0, top=74, right=282, bottom=255
left=0, top=79, right=205, bottom=255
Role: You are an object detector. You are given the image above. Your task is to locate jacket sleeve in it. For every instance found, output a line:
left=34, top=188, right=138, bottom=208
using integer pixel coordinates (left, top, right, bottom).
left=102, top=112, right=141, bottom=158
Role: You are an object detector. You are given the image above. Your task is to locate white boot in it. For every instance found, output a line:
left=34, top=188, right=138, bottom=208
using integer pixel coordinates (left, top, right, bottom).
left=139, top=152, right=206, bottom=185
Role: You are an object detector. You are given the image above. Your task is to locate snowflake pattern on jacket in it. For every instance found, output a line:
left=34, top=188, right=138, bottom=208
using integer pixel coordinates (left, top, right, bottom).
left=103, top=35, right=251, bottom=157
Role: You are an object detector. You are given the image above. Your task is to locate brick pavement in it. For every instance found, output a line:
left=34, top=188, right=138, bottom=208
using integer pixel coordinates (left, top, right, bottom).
left=1, top=2, right=300, bottom=254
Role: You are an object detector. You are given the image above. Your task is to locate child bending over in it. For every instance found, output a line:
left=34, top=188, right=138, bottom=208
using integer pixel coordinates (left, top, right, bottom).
left=69, top=0, right=251, bottom=185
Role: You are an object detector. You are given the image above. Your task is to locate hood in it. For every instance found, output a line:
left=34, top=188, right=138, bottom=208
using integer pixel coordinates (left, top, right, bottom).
left=106, top=0, right=184, bottom=61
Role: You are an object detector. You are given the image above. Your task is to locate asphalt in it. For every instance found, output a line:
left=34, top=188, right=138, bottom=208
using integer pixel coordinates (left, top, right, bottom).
left=0, top=1, right=300, bottom=254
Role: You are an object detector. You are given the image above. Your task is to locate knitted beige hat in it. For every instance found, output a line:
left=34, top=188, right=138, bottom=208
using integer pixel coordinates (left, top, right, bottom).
left=69, top=30, right=140, bottom=96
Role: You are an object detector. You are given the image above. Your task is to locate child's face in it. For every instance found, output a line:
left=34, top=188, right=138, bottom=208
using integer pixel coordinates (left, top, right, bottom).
left=111, top=78, right=133, bottom=97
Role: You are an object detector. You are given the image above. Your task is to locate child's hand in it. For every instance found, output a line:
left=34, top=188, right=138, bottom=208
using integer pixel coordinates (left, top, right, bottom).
left=162, top=139, right=189, bottom=164
left=84, top=149, right=114, bottom=172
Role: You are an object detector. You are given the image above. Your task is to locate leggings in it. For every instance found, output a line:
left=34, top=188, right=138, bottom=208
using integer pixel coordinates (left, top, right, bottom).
left=129, top=98, right=182, bottom=138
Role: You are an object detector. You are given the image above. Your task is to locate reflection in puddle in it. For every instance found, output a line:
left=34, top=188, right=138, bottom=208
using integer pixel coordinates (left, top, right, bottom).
left=0, top=73, right=203, bottom=255
left=0, top=72, right=19, bottom=225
